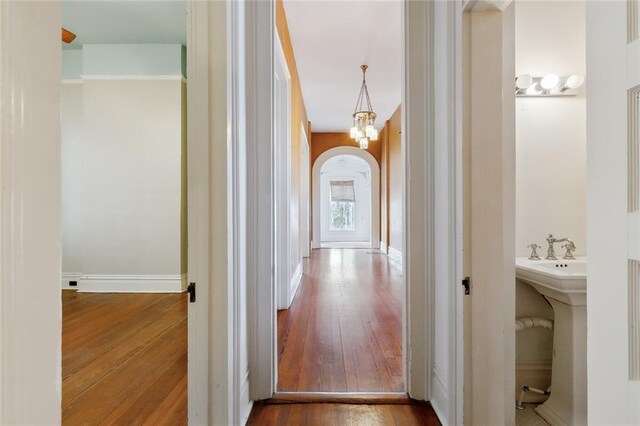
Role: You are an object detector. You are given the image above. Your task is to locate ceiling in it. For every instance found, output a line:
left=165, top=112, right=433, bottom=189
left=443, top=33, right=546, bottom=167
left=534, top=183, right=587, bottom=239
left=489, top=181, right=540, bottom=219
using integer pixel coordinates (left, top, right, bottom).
left=322, top=154, right=370, bottom=174
left=62, top=1, right=186, bottom=49
left=283, top=0, right=401, bottom=132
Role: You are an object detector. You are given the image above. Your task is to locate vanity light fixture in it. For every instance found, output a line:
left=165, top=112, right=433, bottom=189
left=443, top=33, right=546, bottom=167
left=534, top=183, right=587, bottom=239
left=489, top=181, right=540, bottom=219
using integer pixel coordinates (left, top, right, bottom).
left=515, top=73, right=585, bottom=97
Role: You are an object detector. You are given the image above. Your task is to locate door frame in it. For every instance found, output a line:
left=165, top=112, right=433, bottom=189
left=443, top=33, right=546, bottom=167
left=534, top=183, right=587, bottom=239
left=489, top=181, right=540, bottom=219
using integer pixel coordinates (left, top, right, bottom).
left=246, top=2, right=463, bottom=425
left=274, top=32, right=293, bottom=310
left=0, top=1, right=248, bottom=424
left=311, top=146, right=380, bottom=248
left=300, top=123, right=311, bottom=258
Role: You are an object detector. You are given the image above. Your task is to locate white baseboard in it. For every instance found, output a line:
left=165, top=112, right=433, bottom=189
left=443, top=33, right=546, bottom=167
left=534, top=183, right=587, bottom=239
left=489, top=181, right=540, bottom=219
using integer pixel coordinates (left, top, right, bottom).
left=388, top=246, right=403, bottom=272
left=380, top=241, right=388, bottom=254
left=61, top=272, right=83, bottom=290
left=289, top=262, right=303, bottom=306
left=62, top=273, right=185, bottom=293
left=516, top=361, right=552, bottom=404
left=431, top=368, right=450, bottom=426
left=239, top=370, right=253, bottom=425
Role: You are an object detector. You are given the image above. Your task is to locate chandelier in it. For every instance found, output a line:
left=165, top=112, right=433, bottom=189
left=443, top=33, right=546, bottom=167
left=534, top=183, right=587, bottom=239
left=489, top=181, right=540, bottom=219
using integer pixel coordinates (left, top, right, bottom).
left=349, top=65, right=378, bottom=149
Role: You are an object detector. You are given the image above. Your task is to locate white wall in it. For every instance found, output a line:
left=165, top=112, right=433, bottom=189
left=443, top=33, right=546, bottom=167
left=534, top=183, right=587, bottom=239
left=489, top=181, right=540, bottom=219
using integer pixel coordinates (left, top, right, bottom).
left=320, top=155, right=371, bottom=243
left=62, top=83, right=84, bottom=273
left=61, top=44, right=185, bottom=290
left=515, top=0, right=586, bottom=259
left=81, top=80, right=182, bottom=275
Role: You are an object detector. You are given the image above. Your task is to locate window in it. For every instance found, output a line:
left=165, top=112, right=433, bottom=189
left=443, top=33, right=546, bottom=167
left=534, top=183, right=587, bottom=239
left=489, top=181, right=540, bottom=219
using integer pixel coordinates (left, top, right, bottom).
left=330, top=180, right=355, bottom=231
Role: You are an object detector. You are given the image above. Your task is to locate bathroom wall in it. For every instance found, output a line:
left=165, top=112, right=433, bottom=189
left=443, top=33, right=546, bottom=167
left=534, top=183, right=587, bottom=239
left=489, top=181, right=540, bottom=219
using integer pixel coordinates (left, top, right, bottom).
left=516, top=1, right=586, bottom=258
left=514, top=0, right=586, bottom=399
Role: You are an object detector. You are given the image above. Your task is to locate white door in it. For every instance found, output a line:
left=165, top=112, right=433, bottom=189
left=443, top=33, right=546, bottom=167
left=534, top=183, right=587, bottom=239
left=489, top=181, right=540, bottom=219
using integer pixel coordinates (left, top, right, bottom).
left=300, top=126, right=311, bottom=258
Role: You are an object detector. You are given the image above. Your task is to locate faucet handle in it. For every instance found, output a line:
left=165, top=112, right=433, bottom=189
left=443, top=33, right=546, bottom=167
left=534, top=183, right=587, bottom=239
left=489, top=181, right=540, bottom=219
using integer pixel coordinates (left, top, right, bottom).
left=527, top=243, right=541, bottom=260
left=562, top=242, right=576, bottom=260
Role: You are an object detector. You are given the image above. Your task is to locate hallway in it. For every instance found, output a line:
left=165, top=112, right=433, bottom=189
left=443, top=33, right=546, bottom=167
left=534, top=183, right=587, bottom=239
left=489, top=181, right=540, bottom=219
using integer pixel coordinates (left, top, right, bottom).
left=278, top=248, right=403, bottom=392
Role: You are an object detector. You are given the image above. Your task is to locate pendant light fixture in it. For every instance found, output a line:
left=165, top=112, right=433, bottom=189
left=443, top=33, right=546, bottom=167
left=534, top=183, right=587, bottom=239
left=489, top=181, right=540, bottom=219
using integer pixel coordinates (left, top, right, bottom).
left=349, top=65, right=378, bottom=149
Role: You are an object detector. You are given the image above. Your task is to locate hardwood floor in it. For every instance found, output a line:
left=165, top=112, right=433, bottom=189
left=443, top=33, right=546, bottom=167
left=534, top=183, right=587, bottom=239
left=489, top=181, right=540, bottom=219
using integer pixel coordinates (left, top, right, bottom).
left=62, top=291, right=187, bottom=425
left=278, top=248, right=404, bottom=392
left=247, top=401, right=440, bottom=425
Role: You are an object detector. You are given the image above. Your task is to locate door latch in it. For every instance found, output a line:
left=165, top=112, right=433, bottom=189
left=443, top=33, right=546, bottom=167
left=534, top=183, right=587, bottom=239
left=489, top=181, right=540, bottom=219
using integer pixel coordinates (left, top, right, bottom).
left=187, top=282, right=196, bottom=303
left=462, top=277, right=471, bottom=295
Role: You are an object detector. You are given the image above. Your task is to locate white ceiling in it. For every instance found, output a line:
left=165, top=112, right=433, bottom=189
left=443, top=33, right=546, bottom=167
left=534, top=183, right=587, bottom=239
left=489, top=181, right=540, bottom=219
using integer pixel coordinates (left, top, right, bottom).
left=283, top=0, right=402, bottom=132
left=62, top=1, right=186, bottom=49
left=322, top=154, right=370, bottom=173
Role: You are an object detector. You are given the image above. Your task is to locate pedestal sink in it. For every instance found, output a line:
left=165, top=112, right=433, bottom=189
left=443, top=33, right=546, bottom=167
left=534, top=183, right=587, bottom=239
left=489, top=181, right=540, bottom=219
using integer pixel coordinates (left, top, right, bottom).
left=516, top=257, right=587, bottom=426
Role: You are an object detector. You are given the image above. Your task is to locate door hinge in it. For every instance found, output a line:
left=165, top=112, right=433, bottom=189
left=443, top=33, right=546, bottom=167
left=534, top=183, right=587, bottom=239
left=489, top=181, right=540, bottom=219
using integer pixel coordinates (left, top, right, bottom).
left=462, top=277, right=471, bottom=295
left=187, top=282, right=196, bottom=303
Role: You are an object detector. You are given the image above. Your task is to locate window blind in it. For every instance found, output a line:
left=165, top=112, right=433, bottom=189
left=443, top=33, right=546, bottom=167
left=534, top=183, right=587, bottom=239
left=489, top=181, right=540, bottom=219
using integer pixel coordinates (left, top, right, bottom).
left=330, top=180, right=355, bottom=202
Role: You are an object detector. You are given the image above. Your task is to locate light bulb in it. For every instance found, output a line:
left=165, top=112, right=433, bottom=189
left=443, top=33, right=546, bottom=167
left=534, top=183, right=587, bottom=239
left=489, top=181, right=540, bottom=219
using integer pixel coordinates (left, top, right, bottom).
left=370, top=129, right=379, bottom=141
left=515, top=74, right=533, bottom=90
left=350, top=126, right=358, bottom=139
left=359, top=138, right=368, bottom=149
left=540, top=74, right=560, bottom=91
left=356, top=130, right=363, bottom=139
left=563, top=74, right=585, bottom=90
left=365, top=125, right=375, bottom=138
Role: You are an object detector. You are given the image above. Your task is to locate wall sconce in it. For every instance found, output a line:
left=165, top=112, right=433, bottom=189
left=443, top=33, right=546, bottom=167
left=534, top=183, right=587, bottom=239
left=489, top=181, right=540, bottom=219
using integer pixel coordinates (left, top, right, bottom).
left=515, top=73, right=585, bottom=97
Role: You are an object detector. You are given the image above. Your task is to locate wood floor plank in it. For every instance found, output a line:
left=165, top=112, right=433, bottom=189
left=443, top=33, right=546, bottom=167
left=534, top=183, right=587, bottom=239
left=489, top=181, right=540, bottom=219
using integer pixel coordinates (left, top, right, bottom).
left=278, top=248, right=404, bottom=393
left=62, top=292, right=187, bottom=425
left=247, top=402, right=441, bottom=426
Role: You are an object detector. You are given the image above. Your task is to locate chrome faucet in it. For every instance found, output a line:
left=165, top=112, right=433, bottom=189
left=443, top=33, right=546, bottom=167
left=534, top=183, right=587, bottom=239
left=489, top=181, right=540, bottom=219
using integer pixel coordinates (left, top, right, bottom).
left=546, top=234, right=576, bottom=260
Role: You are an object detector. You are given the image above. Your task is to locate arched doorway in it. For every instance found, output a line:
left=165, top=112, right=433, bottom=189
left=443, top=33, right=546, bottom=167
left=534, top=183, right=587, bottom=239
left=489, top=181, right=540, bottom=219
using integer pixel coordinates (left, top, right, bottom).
left=312, top=146, right=380, bottom=249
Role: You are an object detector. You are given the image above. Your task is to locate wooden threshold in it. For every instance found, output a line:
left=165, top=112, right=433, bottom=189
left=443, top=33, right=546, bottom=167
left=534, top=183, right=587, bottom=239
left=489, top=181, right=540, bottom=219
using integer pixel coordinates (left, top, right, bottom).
left=266, top=392, right=412, bottom=405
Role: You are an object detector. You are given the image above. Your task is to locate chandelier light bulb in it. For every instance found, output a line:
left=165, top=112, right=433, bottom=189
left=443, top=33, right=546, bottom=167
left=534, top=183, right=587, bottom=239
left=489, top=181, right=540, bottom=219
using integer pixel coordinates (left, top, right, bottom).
left=359, top=138, right=368, bottom=150
left=350, top=126, right=358, bottom=139
left=515, top=74, right=533, bottom=90
left=365, top=125, right=375, bottom=138
left=370, top=129, right=379, bottom=141
left=563, top=74, right=585, bottom=90
left=540, top=74, right=560, bottom=91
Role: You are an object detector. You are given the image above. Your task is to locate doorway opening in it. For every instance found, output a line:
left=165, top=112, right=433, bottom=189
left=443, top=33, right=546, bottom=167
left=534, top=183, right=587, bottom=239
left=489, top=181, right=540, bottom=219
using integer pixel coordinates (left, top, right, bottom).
left=272, top=0, right=404, bottom=395
left=60, top=2, right=188, bottom=423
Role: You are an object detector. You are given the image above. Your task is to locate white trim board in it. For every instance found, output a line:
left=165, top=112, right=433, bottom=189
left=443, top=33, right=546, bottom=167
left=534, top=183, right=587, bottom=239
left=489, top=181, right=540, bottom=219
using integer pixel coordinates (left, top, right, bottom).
left=288, top=262, right=303, bottom=308
left=79, top=74, right=184, bottom=81
left=388, top=246, right=403, bottom=270
left=62, top=273, right=185, bottom=293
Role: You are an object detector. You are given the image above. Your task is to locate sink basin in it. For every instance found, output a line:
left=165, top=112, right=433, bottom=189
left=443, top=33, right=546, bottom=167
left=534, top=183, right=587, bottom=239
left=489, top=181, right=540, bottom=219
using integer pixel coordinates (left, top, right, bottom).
left=515, top=256, right=587, bottom=426
left=515, top=257, right=586, bottom=305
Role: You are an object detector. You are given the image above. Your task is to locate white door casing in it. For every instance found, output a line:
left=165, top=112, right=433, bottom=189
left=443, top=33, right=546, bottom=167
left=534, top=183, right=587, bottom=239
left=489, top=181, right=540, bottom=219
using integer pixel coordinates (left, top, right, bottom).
left=0, top=2, right=62, bottom=423
left=274, top=33, right=294, bottom=310
left=587, top=1, right=640, bottom=423
left=300, top=124, right=311, bottom=258
left=188, top=1, right=252, bottom=424
left=312, top=147, right=380, bottom=249
left=248, top=3, right=463, bottom=424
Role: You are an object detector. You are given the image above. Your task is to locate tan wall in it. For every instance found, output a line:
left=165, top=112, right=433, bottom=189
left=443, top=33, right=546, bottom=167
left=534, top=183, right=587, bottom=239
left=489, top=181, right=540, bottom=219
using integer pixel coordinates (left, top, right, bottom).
left=385, top=106, right=402, bottom=252
left=276, top=0, right=310, bottom=270
left=310, top=132, right=382, bottom=167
